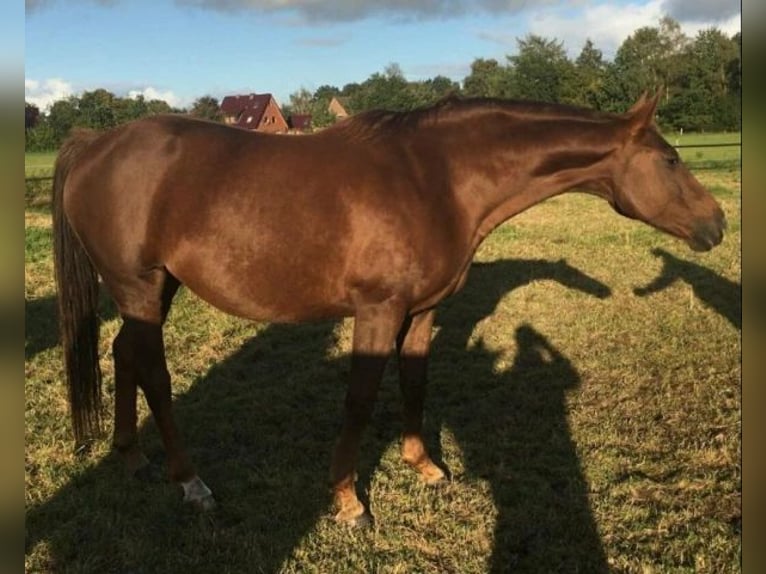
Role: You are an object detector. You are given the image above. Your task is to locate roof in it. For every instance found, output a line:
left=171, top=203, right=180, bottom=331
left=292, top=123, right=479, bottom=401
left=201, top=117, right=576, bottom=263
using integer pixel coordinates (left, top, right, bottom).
left=288, top=114, right=312, bottom=130
left=328, top=96, right=350, bottom=117
left=220, top=93, right=277, bottom=129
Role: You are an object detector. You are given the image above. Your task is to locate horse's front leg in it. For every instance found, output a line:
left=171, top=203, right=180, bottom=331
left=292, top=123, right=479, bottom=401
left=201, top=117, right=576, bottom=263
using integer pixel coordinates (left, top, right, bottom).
left=330, top=300, right=406, bottom=526
left=396, top=309, right=446, bottom=484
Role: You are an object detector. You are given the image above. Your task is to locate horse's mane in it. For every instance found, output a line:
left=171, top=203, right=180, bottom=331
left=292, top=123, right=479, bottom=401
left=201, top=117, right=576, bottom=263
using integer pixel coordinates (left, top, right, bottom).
left=332, top=96, right=617, bottom=140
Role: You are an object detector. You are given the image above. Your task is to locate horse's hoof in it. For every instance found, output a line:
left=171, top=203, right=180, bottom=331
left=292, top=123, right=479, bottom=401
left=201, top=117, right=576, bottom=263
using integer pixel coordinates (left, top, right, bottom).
left=347, top=510, right=374, bottom=529
left=190, top=493, right=217, bottom=512
left=181, top=475, right=215, bottom=511
left=419, top=464, right=449, bottom=487
left=334, top=505, right=374, bottom=528
left=425, top=475, right=450, bottom=488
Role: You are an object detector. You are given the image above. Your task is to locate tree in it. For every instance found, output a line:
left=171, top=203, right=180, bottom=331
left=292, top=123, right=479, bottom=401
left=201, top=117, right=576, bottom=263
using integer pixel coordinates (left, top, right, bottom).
left=115, top=94, right=148, bottom=124
left=314, top=84, right=341, bottom=102
left=507, top=35, right=575, bottom=103
left=287, top=88, right=314, bottom=115
left=25, top=88, right=181, bottom=150
left=462, top=58, right=513, bottom=98
left=309, top=99, right=336, bottom=128
left=384, top=62, right=405, bottom=81
left=145, top=99, right=175, bottom=116
left=425, top=75, right=460, bottom=99
left=609, top=17, right=688, bottom=114
left=348, top=63, right=419, bottom=112
left=726, top=32, right=741, bottom=97
left=25, top=103, right=56, bottom=151
left=25, top=103, right=40, bottom=130
left=725, top=31, right=742, bottom=127
left=572, top=39, right=608, bottom=109
left=78, top=88, right=118, bottom=130
left=189, top=95, right=223, bottom=121
left=47, top=97, right=81, bottom=145
left=664, top=28, right=740, bottom=130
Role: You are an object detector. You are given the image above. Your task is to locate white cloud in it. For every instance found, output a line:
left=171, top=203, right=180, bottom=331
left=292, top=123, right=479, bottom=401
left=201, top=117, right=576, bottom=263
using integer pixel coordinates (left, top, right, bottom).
left=25, top=77, right=74, bottom=110
left=680, top=12, right=741, bottom=39
left=127, top=86, right=185, bottom=108
left=25, top=78, right=189, bottom=111
left=527, top=0, right=665, bottom=57
left=522, top=0, right=739, bottom=58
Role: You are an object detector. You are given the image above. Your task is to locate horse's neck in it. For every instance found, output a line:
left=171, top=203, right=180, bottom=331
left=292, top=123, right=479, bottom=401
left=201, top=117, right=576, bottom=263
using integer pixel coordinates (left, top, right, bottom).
left=439, top=114, right=617, bottom=246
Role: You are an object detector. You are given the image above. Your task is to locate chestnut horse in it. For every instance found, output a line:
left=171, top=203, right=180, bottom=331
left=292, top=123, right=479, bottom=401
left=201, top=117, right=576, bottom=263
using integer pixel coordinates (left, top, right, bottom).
left=53, top=93, right=724, bottom=526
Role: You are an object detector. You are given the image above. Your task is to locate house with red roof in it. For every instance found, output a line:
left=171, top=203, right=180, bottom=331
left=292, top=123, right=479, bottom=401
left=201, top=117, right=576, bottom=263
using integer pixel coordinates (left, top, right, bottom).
left=220, top=93, right=288, bottom=133
left=328, top=97, right=350, bottom=119
left=287, top=114, right=312, bottom=133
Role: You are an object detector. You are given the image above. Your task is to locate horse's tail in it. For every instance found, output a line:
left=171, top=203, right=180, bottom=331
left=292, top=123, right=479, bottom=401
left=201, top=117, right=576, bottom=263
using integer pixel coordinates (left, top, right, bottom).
left=52, top=129, right=104, bottom=446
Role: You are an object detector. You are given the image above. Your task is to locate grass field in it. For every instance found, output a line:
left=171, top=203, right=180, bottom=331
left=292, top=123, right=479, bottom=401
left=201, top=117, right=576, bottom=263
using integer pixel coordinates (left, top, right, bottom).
left=670, top=132, right=741, bottom=172
left=25, top=158, right=740, bottom=571
left=25, top=152, right=57, bottom=178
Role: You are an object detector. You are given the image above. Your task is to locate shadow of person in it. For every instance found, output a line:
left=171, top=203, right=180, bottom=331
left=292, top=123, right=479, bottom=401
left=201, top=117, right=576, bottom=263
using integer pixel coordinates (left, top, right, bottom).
left=26, top=258, right=610, bottom=573
left=424, top=260, right=611, bottom=572
left=633, top=248, right=741, bottom=330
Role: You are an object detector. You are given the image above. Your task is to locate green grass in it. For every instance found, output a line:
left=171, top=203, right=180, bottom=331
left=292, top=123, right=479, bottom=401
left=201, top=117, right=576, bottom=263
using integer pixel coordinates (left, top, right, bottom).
left=664, top=131, right=741, bottom=146
left=25, top=152, right=58, bottom=178
left=664, top=131, right=741, bottom=172
left=25, top=170, right=740, bottom=573
left=25, top=152, right=58, bottom=208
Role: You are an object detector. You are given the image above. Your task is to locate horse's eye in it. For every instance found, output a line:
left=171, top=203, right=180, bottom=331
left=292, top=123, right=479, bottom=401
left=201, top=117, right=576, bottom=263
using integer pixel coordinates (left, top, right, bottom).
left=666, top=156, right=679, bottom=166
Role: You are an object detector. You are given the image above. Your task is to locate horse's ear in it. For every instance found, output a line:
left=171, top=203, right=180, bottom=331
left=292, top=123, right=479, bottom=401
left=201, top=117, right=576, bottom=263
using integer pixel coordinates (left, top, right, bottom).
left=627, top=91, right=650, bottom=114
left=627, top=91, right=660, bottom=134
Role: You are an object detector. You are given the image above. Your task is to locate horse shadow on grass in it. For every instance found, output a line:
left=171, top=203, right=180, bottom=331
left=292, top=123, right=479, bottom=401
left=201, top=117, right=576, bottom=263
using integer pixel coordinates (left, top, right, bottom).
left=25, top=295, right=62, bottom=360
left=25, top=290, right=118, bottom=361
left=26, top=258, right=611, bottom=573
left=633, top=247, right=742, bottom=330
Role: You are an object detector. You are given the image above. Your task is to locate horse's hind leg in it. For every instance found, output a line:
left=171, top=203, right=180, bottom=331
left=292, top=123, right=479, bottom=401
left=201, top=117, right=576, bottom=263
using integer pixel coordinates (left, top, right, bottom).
left=112, top=275, right=179, bottom=477
left=112, top=324, right=150, bottom=477
left=396, top=310, right=446, bottom=485
left=111, top=272, right=215, bottom=510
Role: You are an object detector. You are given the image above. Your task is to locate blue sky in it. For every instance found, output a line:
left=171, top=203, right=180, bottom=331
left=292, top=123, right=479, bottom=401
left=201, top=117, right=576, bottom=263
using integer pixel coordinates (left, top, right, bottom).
left=25, top=0, right=740, bottom=111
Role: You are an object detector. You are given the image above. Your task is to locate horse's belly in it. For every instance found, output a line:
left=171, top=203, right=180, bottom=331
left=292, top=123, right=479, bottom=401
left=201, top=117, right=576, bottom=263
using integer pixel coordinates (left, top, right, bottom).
left=167, top=255, right=355, bottom=323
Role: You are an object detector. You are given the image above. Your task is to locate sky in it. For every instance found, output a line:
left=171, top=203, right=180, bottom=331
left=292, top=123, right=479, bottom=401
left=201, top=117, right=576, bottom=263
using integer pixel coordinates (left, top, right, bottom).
left=24, top=0, right=741, bottom=112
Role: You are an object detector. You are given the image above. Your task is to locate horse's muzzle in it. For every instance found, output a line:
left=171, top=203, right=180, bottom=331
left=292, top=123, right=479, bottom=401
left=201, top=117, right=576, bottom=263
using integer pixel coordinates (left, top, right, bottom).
left=688, top=210, right=726, bottom=252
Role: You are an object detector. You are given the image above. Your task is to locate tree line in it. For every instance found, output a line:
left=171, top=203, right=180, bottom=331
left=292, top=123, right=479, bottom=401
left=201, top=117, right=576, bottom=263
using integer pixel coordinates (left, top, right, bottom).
left=26, top=16, right=740, bottom=152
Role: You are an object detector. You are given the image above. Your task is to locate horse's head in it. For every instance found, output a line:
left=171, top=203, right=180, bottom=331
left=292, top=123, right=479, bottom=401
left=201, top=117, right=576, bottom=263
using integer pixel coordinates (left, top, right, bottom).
left=608, top=93, right=726, bottom=252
